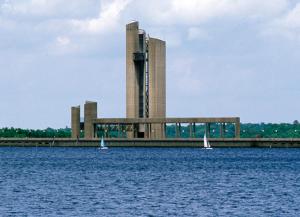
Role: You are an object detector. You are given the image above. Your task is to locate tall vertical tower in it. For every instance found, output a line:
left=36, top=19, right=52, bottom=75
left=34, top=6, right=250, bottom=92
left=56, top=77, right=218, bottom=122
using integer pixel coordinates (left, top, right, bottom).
left=148, top=38, right=166, bottom=139
left=126, top=21, right=140, bottom=120
left=84, top=101, right=97, bottom=139
left=126, top=21, right=166, bottom=139
left=71, top=106, right=80, bottom=139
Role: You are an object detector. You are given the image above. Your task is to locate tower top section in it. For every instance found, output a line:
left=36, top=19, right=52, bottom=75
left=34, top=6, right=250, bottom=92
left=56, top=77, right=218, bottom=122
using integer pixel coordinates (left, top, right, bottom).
left=126, top=21, right=139, bottom=30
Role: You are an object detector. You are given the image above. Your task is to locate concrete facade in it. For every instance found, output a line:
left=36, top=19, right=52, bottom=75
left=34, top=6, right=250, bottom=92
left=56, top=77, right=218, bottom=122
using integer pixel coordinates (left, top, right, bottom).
left=71, top=106, right=80, bottom=139
left=126, top=21, right=166, bottom=139
left=148, top=38, right=166, bottom=139
left=84, top=101, right=97, bottom=139
left=126, top=21, right=140, bottom=120
left=70, top=21, right=241, bottom=140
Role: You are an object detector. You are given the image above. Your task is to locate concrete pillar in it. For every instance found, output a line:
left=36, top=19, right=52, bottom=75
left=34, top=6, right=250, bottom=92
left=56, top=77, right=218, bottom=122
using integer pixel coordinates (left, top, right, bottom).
left=105, top=125, right=108, bottom=138
left=189, top=123, right=193, bottom=138
left=71, top=106, right=80, bottom=139
left=160, top=123, right=163, bottom=138
left=148, top=37, right=166, bottom=139
left=148, top=124, right=152, bottom=139
left=84, top=101, right=97, bottom=139
left=145, top=124, right=149, bottom=139
left=126, top=22, right=140, bottom=139
left=179, top=123, right=182, bottom=138
left=235, top=118, right=241, bottom=138
left=117, top=124, right=120, bottom=138
left=220, top=123, right=225, bottom=138
left=126, top=21, right=140, bottom=119
left=94, top=124, right=98, bottom=138
left=175, top=123, right=179, bottom=138
left=193, top=123, right=196, bottom=138
left=205, top=123, right=211, bottom=138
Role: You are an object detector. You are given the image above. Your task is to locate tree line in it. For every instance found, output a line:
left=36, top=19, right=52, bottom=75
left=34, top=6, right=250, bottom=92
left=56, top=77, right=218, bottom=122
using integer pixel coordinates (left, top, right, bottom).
left=0, top=122, right=300, bottom=138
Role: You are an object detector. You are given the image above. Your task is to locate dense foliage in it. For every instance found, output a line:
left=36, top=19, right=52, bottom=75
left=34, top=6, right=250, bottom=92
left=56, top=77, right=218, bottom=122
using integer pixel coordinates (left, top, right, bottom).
left=1, top=122, right=300, bottom=138
left=166, top=122, right=300, bottom=138
left=0, top=127, right=71, bottom=138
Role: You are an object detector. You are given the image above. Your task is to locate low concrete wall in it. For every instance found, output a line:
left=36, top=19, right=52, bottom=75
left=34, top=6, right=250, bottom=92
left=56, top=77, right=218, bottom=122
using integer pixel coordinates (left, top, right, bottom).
left=0, top=138, right=300, bottom=148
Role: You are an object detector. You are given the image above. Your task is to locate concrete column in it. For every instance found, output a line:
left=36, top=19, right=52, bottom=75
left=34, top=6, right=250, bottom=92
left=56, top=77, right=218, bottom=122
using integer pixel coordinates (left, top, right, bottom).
left=175, top=123, right=179, bottom=138
left=235, top=118, right=241, bottom=138
left=126, top=22, right=140, bottom=139
left=161, top=123, right=165, bottom=138
left=117, top=124, right=120, bottom=138
left=149, top=124, right=152, bottom=139
left=84, top=101, right=97, bottom=139
left=71, top=106, right=80, bottom=139
left=193, top=123, right=196, bottom=138
left=126, top=21, right=140, bottom=119
left=145, top=124, right=149, bottom=139
left=179, top=123, right=182, bottom=138
left=220, top=123, right=225, bottom=138
left=106, top=125, right=109, bottom=138
left=205, top=123, right=211, bottom=138
left=148, top=37, right=166, bottom=139
left=189, top=123, right=193, bottom=138
left=94, top=124, right=98, bottom=138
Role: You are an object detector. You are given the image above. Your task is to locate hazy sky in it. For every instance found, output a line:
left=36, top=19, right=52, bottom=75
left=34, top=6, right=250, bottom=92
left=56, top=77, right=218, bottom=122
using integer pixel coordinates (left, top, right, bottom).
left=1, top=0, right=300, bottom=129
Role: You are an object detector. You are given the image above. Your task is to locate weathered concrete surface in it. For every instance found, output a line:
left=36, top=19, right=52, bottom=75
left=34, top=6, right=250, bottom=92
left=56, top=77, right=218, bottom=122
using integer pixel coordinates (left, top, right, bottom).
left=125, top=22, right=167, bottom=139
left=148, top=38, right=166, bottom=139
left=71, top=106, right=80, bottom=138
left=1, top=138, right=300, bottom=148
left=93, top=117, right=240, bottom=124
left=126, top=21, right=140, bottom=120
left=84, top=101, right=97, bottom=139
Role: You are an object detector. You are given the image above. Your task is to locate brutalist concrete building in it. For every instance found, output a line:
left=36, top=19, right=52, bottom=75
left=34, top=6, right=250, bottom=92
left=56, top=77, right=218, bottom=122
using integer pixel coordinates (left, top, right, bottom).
left=126, top=21, right=166, bottom=139
left=71, top=21, right=241, bottom=140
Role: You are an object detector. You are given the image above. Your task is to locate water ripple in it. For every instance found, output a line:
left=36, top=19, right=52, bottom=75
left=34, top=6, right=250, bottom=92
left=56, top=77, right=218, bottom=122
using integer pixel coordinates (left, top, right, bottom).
left=0, top=147, right=300, bottom=216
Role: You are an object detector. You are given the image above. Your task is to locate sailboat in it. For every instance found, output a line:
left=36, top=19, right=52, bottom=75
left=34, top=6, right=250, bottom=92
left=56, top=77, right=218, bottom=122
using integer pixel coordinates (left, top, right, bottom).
left=99, top=136, right=108, bottom=150
left=203, top=133, right=213, bottom=149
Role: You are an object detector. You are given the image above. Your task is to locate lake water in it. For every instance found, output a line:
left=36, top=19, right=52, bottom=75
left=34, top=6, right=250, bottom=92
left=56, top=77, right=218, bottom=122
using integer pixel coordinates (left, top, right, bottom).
left=0, top=147, right=300, bottom=216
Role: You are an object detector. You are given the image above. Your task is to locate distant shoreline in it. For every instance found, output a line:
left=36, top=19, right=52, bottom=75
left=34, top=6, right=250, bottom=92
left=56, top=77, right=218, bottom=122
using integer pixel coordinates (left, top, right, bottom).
left=0, top=138, right=300, bottom=148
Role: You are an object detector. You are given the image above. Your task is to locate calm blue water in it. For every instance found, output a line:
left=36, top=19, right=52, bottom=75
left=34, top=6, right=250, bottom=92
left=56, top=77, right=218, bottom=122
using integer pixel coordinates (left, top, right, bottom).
left=0, top=148, right=300, bottom=216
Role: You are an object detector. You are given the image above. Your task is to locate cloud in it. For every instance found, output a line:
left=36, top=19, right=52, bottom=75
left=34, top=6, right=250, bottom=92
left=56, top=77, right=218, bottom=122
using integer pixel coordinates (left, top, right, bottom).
left=188, top=27, right=209, bottom=41
left=70, top=0, right=132, bottom=34
left=282, top=3, right=300, bottom=28
left=0, top=17, right=15, bottom=29
left=0, top=0, right=99, bottom=19
left=56, top=36, right=70, bottom=46
left=262, top=3, right=300, bottom=41
left=1, top=0, right=64, bottom=16
left=1, top=0, right=300, bottom=127
left=52, top=36, right=78, bottom=54
left=142, top=0, right=289, bottom=25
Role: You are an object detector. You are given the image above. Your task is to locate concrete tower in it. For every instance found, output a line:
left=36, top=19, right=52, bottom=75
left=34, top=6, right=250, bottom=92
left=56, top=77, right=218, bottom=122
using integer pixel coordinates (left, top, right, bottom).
left=126, top=21, right=140, bottom=120
left=84, top=101, right=97, bottom=139
left=126, top=21, right=166, bottom=139
left=71, top=106, right=80, bottom=139
left=148, top=38, right=166, bottom=139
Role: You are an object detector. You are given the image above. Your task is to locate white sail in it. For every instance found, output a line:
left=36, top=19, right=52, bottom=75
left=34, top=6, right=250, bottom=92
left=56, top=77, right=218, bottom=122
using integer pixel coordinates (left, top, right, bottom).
left=99, top=136, right=108, bottom=150
left=203, top=133, right=212, bottom=149
left=207, top=138, right=211, bottom=148
left=101, top=136, right=105, bottom=148
left=204, top=133, right=208, bottom=148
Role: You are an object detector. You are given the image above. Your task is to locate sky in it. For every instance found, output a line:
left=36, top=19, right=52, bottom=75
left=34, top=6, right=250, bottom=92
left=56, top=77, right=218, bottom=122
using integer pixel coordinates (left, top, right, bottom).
left=1, top=0, right=300, bottom=129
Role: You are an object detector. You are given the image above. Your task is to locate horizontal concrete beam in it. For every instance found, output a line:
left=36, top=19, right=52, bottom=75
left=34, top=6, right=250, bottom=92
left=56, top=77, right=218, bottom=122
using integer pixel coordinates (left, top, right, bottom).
left=92, top=117, right=240, bottom=124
